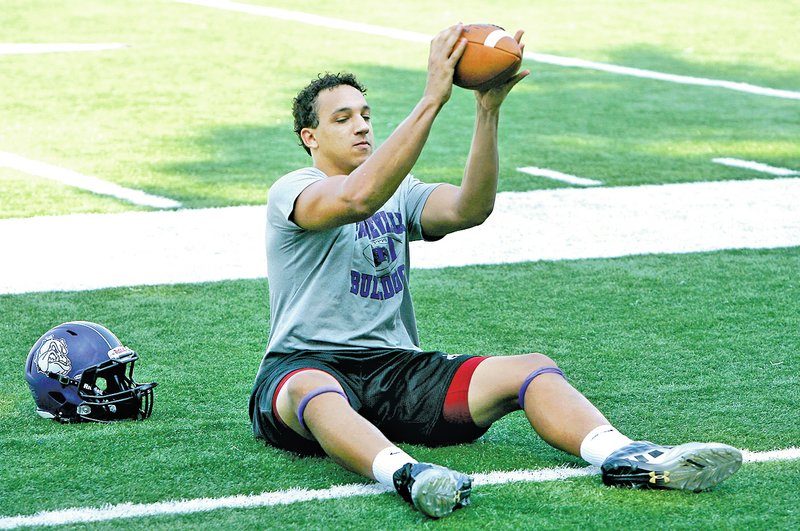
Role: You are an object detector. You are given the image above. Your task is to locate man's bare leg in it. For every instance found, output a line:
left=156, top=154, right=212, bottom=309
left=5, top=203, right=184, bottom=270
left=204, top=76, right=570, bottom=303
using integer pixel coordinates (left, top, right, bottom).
left=467, top=353, right=610, bottom=455
left=274, top=369, right=471, bottom=518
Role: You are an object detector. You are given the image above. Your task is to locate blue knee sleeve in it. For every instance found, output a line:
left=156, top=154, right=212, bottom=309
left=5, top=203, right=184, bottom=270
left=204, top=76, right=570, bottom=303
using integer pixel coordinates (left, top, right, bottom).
left=296, top=386, right=347, bottom=431
left=518, top=367, right=565, bottom=410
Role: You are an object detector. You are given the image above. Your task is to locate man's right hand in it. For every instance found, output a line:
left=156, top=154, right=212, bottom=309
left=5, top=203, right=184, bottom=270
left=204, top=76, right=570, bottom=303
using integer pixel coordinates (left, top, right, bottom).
left=423, top=24, right=467, bottom=107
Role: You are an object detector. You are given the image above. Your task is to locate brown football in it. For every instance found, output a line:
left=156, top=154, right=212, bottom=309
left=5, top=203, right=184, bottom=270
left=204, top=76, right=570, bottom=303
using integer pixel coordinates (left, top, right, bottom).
left=453, top=24, right=522, bottom=91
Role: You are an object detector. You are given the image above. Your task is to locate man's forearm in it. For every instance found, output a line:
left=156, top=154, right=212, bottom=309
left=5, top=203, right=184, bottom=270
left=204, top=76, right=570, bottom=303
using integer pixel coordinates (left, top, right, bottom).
left=457, top=105, right=501, bottom=222
left=343, top=96, right=444, bottom=215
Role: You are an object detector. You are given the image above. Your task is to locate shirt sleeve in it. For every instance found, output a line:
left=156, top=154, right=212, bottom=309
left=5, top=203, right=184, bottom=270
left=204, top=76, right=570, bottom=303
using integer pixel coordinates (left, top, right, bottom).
left=267, top=168, right=325, bottom=231
left=403, top=174, right=442, bottom=242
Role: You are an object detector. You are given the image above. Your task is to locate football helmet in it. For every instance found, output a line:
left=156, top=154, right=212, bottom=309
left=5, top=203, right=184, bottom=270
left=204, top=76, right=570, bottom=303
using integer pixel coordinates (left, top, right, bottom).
left=25, top=321, right=157, bottom=423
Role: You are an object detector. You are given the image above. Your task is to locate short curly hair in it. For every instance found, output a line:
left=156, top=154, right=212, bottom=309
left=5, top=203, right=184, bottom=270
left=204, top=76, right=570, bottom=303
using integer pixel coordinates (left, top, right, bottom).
left=292, top=73, right=368, bottom=156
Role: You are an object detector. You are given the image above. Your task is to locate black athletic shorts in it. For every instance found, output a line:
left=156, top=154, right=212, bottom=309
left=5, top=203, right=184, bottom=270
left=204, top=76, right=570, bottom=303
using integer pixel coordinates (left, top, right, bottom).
left=249, top=349, right=489, bottom=456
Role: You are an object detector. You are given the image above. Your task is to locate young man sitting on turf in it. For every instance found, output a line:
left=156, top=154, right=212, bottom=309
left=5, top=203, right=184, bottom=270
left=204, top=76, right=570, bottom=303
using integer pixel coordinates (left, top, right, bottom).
left=249, top=24, right=742, bottom=518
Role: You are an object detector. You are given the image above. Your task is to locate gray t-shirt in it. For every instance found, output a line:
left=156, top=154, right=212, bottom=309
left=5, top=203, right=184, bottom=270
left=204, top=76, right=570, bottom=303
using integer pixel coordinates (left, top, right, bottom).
left=264, top=167, right=440, bottom=354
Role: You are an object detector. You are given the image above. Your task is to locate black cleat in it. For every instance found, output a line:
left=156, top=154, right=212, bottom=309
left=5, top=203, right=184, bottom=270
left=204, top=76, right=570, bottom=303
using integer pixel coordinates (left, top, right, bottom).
left=601, top=441, right=742, bottom=492
left=393, top=463, right=472, bottom=518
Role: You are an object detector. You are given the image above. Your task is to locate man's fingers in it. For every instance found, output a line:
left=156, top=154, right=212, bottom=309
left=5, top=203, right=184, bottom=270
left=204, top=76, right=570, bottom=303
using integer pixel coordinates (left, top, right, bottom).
left=449, top=36, right=468, bottom=63
left=508, top=69, right=531, bottom=88
left=433, top=23, right=463, bottom=49
left=440, top=23, right=466, bottom=62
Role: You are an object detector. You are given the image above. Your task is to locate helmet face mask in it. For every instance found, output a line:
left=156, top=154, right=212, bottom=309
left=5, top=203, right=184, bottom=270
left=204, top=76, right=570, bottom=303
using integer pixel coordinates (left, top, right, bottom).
left=75, top=356, right=157, bottom=422
left=25, top=321, right=157, bottom=423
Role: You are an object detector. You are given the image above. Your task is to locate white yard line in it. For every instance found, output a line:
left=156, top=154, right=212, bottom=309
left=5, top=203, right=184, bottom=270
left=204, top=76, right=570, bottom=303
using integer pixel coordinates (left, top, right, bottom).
left=174, top=0, right=430, bottom=43
left=0, top=152, right=181, bottom=209
left=525, top=52, right=800, bottom=100
left=712, top=157, right=799, bottom=176
left=517, top=166, right=603, bottom=186
left=0, top=484, right=393, bottom=530
left=0, top=447, right=797, bottom=529
left=0, top=43, right=127, bottom=55
left=174, top=0, right=800, bottom=100
left=1, top=178, right=798, bottom=295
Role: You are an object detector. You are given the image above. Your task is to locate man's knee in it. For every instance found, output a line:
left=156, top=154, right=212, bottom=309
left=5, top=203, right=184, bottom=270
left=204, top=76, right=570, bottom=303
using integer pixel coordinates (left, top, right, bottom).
left=282, top=369, right=342, bottom=407
left=516, top=353, right=567, bottom=410
left=465, top=352, right=561, bottom=426
left=275, top=369, right=347, bottom=435
left=516, top=352, right=558, bottom=373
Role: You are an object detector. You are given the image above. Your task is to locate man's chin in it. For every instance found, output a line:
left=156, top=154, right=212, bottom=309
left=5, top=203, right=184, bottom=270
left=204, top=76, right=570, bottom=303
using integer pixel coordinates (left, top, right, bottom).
left=352, top=154, right=372, bottom=169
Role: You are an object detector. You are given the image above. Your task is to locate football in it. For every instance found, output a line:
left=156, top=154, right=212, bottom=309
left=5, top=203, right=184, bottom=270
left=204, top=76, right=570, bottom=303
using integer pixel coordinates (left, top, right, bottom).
left=453, top=24, right=522, bottom=91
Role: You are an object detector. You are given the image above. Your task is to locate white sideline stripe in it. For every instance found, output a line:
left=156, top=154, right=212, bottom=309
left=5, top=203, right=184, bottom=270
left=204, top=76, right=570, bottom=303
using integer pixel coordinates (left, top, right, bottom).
left=174, top=0, right=800, bottom=100
left=1, top=448, right=798, bottom=529
left=518, top=166, right=603, bottom=186
left=524, top=52, right=800, bottom=100
left=712, top=157, right=799, bottom=176
left=174, top=0, right=430, bottom=43
left=741, top=447, right=800, bottom=463
left=0, top=152, right=181, bottom=209
left=0, top=484, right=392, bottom=530
left=1, top=178, right=799, bottom=295
left=412, top=178, right=800, bottom=269
left=0, top=43, right=127, bottom=55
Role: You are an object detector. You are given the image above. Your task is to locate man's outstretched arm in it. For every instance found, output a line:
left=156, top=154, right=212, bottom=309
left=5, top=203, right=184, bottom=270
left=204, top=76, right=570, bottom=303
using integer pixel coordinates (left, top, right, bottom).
left=421, top=31, right=529, bottom=239
left=292, top=25, right=466, bottom=231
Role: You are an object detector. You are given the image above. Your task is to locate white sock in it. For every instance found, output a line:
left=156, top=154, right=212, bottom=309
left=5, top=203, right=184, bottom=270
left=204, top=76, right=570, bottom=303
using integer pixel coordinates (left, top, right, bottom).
left=579, top=424, right=633, bottom=466
left=371, top=446, right=418, bottom=487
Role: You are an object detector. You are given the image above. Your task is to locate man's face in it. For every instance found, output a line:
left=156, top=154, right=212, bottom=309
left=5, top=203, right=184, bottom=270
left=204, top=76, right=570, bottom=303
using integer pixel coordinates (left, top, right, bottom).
left=305, top=84, right=374, bottom=175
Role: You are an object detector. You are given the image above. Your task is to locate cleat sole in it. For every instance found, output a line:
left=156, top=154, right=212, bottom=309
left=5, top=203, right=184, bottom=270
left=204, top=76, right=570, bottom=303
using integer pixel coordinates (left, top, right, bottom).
left=410, top=468, right=472, bottom=518
left=602, top=442, right=742, bottom=492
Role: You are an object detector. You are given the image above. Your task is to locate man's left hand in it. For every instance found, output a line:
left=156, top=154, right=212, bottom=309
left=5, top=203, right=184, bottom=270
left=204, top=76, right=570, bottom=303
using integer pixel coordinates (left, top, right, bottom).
left=475, top=30, right=530, bottom=110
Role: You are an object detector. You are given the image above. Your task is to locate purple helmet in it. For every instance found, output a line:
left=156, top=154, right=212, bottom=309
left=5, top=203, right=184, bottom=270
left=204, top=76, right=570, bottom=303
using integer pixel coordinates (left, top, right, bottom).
left=24, top=321, right=157, bottom=423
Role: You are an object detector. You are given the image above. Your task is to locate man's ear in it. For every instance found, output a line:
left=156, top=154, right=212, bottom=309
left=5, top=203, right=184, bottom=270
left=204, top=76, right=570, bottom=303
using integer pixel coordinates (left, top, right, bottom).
left=300, top=128, right=318, bottom=151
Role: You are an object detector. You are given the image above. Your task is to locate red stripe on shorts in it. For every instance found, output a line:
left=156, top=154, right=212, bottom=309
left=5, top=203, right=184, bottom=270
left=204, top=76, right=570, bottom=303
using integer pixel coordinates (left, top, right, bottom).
left=443, top=356, right=488, bottom=424
left=271, top=368, right=315, bottom=427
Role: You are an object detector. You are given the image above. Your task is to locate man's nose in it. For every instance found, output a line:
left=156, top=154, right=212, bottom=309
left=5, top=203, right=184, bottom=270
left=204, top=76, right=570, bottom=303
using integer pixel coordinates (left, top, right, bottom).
left=354, top=116, right=370, bottom=133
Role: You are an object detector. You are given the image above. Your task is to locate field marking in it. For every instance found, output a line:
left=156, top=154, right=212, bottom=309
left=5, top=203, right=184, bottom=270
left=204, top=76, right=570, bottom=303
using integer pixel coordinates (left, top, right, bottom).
left=0, top=152, right=181, bottom=209
left=1, top=448, right=797, bottom=529
left=0, top=43, right=127, bottom=55
left=712, top=157, right=799, bottom=176
left=517, top=166, right=603, bottom=186
left=525, top=52, right=800, bottom=100
left=175, top=0, right=800, bottom=100
left=174, top=0, right=430, bottom=43
left=1, top=178, right=799, bottom=294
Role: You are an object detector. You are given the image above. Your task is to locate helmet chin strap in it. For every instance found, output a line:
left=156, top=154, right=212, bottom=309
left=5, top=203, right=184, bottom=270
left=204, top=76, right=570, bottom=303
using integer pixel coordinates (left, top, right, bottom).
left=45, top=371, right=80, bottom=386
left=135, top=382, right=158, bottom=395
